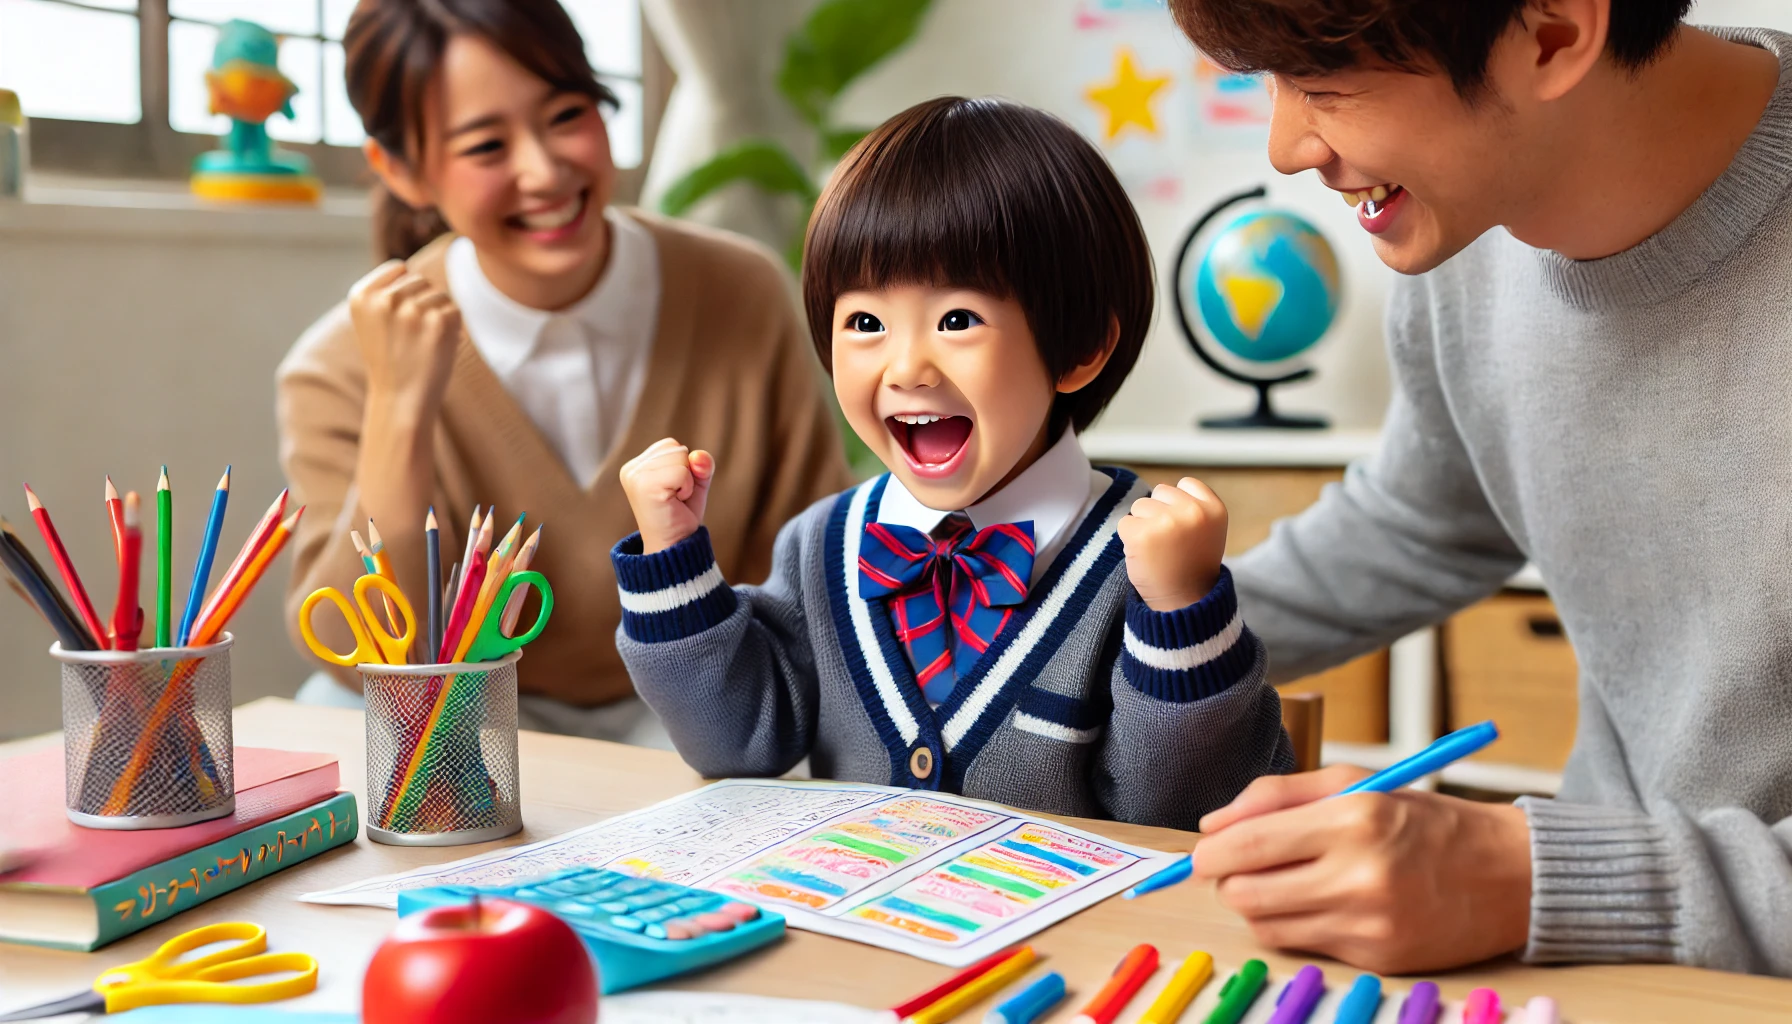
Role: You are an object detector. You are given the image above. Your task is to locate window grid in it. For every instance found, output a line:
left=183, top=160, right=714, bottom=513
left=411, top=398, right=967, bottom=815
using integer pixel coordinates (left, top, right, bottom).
left=7, top=0, right=653, bottom=184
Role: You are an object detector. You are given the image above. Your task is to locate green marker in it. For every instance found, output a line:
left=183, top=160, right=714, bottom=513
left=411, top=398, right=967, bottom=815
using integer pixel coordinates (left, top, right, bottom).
left=1202, top=959, right=1268, bottom=1024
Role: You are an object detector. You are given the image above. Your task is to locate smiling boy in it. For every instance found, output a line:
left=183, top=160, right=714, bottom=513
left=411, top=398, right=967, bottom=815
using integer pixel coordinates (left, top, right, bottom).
left=1169, top=0, right=1792, bottom=977
left=610, top=97, right=1292, bottom=829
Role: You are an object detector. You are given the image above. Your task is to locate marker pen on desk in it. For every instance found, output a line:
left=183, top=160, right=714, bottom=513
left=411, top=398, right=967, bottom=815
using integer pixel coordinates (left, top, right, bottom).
left=1332, top=974, right=1382, bottom=1024
left=1264, top=964, right=1324, bottom=1024
left=1200, top=959, right=1267, bottom=1024
left=1462, top=987, right=1502, bottom=1024
left=983, top=971, right=1064, bottom=1024
left=1395, top=981, right=1439, bottom=1024
left=1071, top=944, right=1158, bottom=1024
left=1525, top=995, right=1559, bottom=1024
left=1126, top=722, right=1501, bottom=899
left=1138, top=950, right=1213, bottom=1024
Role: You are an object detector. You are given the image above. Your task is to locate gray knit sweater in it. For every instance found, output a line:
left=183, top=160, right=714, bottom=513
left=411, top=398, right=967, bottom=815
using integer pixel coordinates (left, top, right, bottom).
left=613, top=469, right=1294, bottom=830
left=1232, top=26, right=1792, bottom=978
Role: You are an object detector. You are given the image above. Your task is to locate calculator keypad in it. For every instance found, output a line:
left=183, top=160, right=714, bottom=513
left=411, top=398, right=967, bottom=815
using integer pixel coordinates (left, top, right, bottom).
left=449, top=866, right=761, bottom=944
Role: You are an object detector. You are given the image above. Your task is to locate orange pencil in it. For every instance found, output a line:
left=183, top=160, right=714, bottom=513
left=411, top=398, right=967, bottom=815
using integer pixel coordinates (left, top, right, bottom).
left=189, top=507, right=304, bottom=646
left=499, top=524, right=543, bottom=634
left=189, top=488, right=286, bottom=638
left=23, top=484, right=108, bottom=648
left=108, top=491, right=143, bottom=652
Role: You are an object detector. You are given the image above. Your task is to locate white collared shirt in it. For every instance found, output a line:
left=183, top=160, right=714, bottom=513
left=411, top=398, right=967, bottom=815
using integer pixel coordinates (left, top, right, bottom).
left=446, top=209, right=660, bottom=488
left=876, top=429, right=1109, bottom=585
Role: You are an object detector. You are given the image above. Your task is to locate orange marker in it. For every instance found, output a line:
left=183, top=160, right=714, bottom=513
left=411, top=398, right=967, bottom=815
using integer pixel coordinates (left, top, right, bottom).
left=1072, top=944, right=1159, bottom=1024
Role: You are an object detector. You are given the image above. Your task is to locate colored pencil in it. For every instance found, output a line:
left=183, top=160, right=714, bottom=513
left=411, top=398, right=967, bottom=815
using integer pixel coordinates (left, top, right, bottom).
left=889, top=947, right=1032, bottom=1021
left=104, top=476, right=124, bottom=563
left=458, top=505, right=483, bottom=591
left=189, top=488, right=285, bottom=639
left=365, top=518, right=402, bottom=635
left=178, top=467, right=229, bottom=646
left=499, top=524, right=543, bottom=634
left=442, top=560, right=460, bottom=648
left=155, top=468, right=172, bottom=648
left=1, top=514, right=96, bottom=649
left=105, top=507, right=303, bottom=816
left=24, top=484, right=108, bottom=649
left=425, top=507, right=442, bottom=664
left=0, top=524, right=88, bottom=649
left=109, top=492, right=143, bottom=652
left=452, top=515, right=522, bottom=663
left=438, top=547, right=488, bottom=664
left=905, top=946, right=1037, bottom=1024
left=1072, top=944, right=1159, bottom=1024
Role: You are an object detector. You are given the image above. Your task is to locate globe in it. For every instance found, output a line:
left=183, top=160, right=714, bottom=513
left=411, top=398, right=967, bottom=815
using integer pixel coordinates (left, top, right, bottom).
left=1192, top=210, right=1340, bottom=365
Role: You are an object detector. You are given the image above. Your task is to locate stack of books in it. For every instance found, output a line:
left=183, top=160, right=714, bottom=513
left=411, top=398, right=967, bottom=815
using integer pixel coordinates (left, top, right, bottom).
left=0, top=746, right=356, bottom=950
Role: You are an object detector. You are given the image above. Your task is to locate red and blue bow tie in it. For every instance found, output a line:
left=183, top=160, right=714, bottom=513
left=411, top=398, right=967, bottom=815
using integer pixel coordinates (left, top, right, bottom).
left=858, top=517, right=1036, bottom=703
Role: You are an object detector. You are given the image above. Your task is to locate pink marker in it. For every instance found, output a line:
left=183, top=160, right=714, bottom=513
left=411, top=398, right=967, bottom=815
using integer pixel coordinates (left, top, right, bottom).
left=1462, top=988, right=1502, bottom=1024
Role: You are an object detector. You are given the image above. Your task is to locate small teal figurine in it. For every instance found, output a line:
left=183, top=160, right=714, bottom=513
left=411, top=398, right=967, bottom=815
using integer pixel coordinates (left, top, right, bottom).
left=190, top=19, right=322, bottom=204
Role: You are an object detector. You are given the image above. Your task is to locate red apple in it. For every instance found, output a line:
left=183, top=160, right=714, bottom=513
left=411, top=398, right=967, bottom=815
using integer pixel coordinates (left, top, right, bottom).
left=363, top=896, right=598, bottom=1024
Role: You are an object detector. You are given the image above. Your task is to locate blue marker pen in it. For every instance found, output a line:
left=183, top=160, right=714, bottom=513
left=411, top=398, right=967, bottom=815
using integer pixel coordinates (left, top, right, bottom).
left=983, top=971, right=1065, bottom=1024
left=1332, top=974, right=1382, bottom=1024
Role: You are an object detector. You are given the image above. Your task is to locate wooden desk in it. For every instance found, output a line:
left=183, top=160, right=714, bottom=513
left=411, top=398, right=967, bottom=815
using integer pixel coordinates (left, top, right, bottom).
left=2, top=699, right=1787, bottom=1023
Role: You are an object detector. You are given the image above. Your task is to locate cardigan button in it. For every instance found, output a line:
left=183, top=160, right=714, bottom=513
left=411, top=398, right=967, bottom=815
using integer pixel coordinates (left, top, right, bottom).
left=908, top=746, right=934, bottom=781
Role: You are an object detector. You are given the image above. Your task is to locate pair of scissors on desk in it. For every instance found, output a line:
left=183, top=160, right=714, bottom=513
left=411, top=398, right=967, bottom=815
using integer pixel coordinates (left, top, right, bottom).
left=300, top=573, right=416, bottom=666
left=458, top=570, right=555, bottom=663
left=0, top=922, right=317, bottom=1020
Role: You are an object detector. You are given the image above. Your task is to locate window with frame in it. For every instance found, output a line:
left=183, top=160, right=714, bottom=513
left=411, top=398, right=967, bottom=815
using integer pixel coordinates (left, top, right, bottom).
left=0, top=0, right=656, bottom=192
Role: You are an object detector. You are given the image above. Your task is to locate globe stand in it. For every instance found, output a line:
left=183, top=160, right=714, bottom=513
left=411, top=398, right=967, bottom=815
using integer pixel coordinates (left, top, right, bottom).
left=1173, top=185, right=1331, bottom=431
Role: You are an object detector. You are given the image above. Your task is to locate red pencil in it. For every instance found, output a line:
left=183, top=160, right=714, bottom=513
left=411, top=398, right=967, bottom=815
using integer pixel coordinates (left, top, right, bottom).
left=109, top=491, right=143, bottom=652
left=104, top=476, right=125, bottom=563
left=23, top=484, right=109, bottom=649
left=188, top=487, right=285, bottom=640
left=437, top=547, right=488, bottom=663
left=888, top=946, right=1031, bottom=1019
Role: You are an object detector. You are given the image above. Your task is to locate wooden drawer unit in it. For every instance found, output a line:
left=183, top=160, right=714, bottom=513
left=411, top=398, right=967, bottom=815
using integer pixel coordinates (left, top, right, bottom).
left=1119, top=464, right=1388, bottom=743
left=1443, top=593, right=1579, bottom=770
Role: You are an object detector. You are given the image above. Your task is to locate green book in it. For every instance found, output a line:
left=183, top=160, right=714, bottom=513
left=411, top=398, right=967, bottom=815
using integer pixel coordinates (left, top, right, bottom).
left=0, top=792, right=357, bottom=951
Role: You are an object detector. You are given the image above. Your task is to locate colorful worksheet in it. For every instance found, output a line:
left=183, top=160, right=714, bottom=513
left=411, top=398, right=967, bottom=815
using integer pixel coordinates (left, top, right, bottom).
left=300, top=779, right=1176, bottom=966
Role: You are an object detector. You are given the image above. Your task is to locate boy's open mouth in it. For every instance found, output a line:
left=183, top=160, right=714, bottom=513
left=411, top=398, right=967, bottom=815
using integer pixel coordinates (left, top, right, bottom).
left=887, top=414, right=973, bottom=476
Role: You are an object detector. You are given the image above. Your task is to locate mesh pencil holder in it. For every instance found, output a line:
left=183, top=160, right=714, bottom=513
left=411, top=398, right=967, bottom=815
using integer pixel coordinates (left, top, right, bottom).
left=361, top=650, right=523, bottom=846
left=54, top=634, right=236, bottom=830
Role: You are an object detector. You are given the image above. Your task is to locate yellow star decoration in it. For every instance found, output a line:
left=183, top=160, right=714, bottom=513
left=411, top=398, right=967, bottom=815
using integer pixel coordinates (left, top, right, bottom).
left=1085, top=48, right=1172, bottom=142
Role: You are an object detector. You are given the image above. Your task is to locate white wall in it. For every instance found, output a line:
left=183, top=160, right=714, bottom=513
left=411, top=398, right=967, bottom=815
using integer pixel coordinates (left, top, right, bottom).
left=0, top=187, right=372, bottom=739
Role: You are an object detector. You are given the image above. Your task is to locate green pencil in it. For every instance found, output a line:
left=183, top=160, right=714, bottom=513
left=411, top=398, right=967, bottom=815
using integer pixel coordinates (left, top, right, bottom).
left=1201, top=959, right=1268, bottom=1024
left=155, top=466, right=172, bottom=648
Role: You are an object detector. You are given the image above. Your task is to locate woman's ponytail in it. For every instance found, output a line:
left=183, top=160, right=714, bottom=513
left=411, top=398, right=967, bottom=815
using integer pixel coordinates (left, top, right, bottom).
left=372, top=182, right=450, bottom=262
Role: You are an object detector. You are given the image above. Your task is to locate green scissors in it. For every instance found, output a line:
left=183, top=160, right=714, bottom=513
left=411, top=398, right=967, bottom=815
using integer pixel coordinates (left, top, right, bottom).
left=0, top=921, right=316, bottom=1020
left=463, top=570, right=553, bottom=663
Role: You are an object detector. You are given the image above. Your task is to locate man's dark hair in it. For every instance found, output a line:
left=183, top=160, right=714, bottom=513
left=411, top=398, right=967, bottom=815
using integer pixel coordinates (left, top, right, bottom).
left=1168, top=0, right=1693, bottom=97
left=802, top=96, right=1153, bottom=440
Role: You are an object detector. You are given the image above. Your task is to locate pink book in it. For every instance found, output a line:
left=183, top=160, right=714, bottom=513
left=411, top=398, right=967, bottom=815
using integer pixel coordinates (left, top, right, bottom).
left=0, top=746, right=339, bottom=889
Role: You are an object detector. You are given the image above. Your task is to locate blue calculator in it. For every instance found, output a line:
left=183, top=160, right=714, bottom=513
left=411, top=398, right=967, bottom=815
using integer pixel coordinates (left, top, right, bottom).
left=397, top=866, right=786, bottom=993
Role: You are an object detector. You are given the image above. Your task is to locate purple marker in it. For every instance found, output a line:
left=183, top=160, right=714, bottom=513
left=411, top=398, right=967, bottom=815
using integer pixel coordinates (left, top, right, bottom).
left=1265, top=965, right=1325, bottom=1024
left=1396, top=981, right=1440, bottom=1024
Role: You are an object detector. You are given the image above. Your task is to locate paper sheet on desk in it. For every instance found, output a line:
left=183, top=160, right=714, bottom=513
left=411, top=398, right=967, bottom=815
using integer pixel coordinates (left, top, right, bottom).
left=105, top=992, right=885, bottom=1023
left=300, top=778, right=1176, bottom=966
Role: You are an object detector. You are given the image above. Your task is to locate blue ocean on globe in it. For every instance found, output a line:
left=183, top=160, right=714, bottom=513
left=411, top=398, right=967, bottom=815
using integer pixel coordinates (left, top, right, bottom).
left=1193, top=210, right=1341, bottom=364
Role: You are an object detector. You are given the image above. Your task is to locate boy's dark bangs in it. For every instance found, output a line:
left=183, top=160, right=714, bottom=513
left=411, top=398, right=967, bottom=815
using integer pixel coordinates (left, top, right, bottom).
left=817, top=175, right=1018, bottom=311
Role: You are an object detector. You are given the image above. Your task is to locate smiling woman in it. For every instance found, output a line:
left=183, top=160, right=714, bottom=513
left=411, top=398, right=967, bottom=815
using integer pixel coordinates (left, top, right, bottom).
left=272, top=0, right=851, bottom=740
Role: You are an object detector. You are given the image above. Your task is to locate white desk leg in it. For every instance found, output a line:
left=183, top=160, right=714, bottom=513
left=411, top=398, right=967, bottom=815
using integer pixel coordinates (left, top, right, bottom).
left=1388, top=627, right=1440, bottom=790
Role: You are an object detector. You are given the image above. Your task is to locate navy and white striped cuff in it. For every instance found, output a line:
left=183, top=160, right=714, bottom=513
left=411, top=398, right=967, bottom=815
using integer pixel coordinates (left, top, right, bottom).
left=611, top=528, right=738, bottom=643
left=1121, top=566, right=1257, bottom=703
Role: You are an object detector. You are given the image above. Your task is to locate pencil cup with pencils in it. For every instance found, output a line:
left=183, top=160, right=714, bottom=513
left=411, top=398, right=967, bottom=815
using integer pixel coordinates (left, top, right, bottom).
left=362, top=651, right=523, bottom=846
left=55, top=634, right=237, bottom=828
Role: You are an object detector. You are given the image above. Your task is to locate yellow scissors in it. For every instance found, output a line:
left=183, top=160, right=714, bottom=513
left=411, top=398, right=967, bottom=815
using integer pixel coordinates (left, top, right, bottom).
left=300, top=573, right=416, bottom=666
left=0, top=921, right=317, bottom=1019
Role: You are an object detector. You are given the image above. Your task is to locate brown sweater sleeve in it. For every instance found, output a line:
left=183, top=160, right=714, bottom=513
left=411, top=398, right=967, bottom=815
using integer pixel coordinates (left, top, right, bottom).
left=735, top=290, right=854, bottom=586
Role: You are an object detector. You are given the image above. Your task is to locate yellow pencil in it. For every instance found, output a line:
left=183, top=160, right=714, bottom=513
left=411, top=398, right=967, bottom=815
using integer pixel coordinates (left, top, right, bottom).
left=906, top=946, right=1038, bottom=1024
left=365, top=518, right=403, bottom=639
left=1138, top=950, right=1213, bottom=1024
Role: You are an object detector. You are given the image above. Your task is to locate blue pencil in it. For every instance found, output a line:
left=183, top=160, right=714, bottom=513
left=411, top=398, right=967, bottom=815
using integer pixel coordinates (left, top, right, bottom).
left=1126, top=721, right=1502, bottom=899
left=177, top=466, right=230, bottom=647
